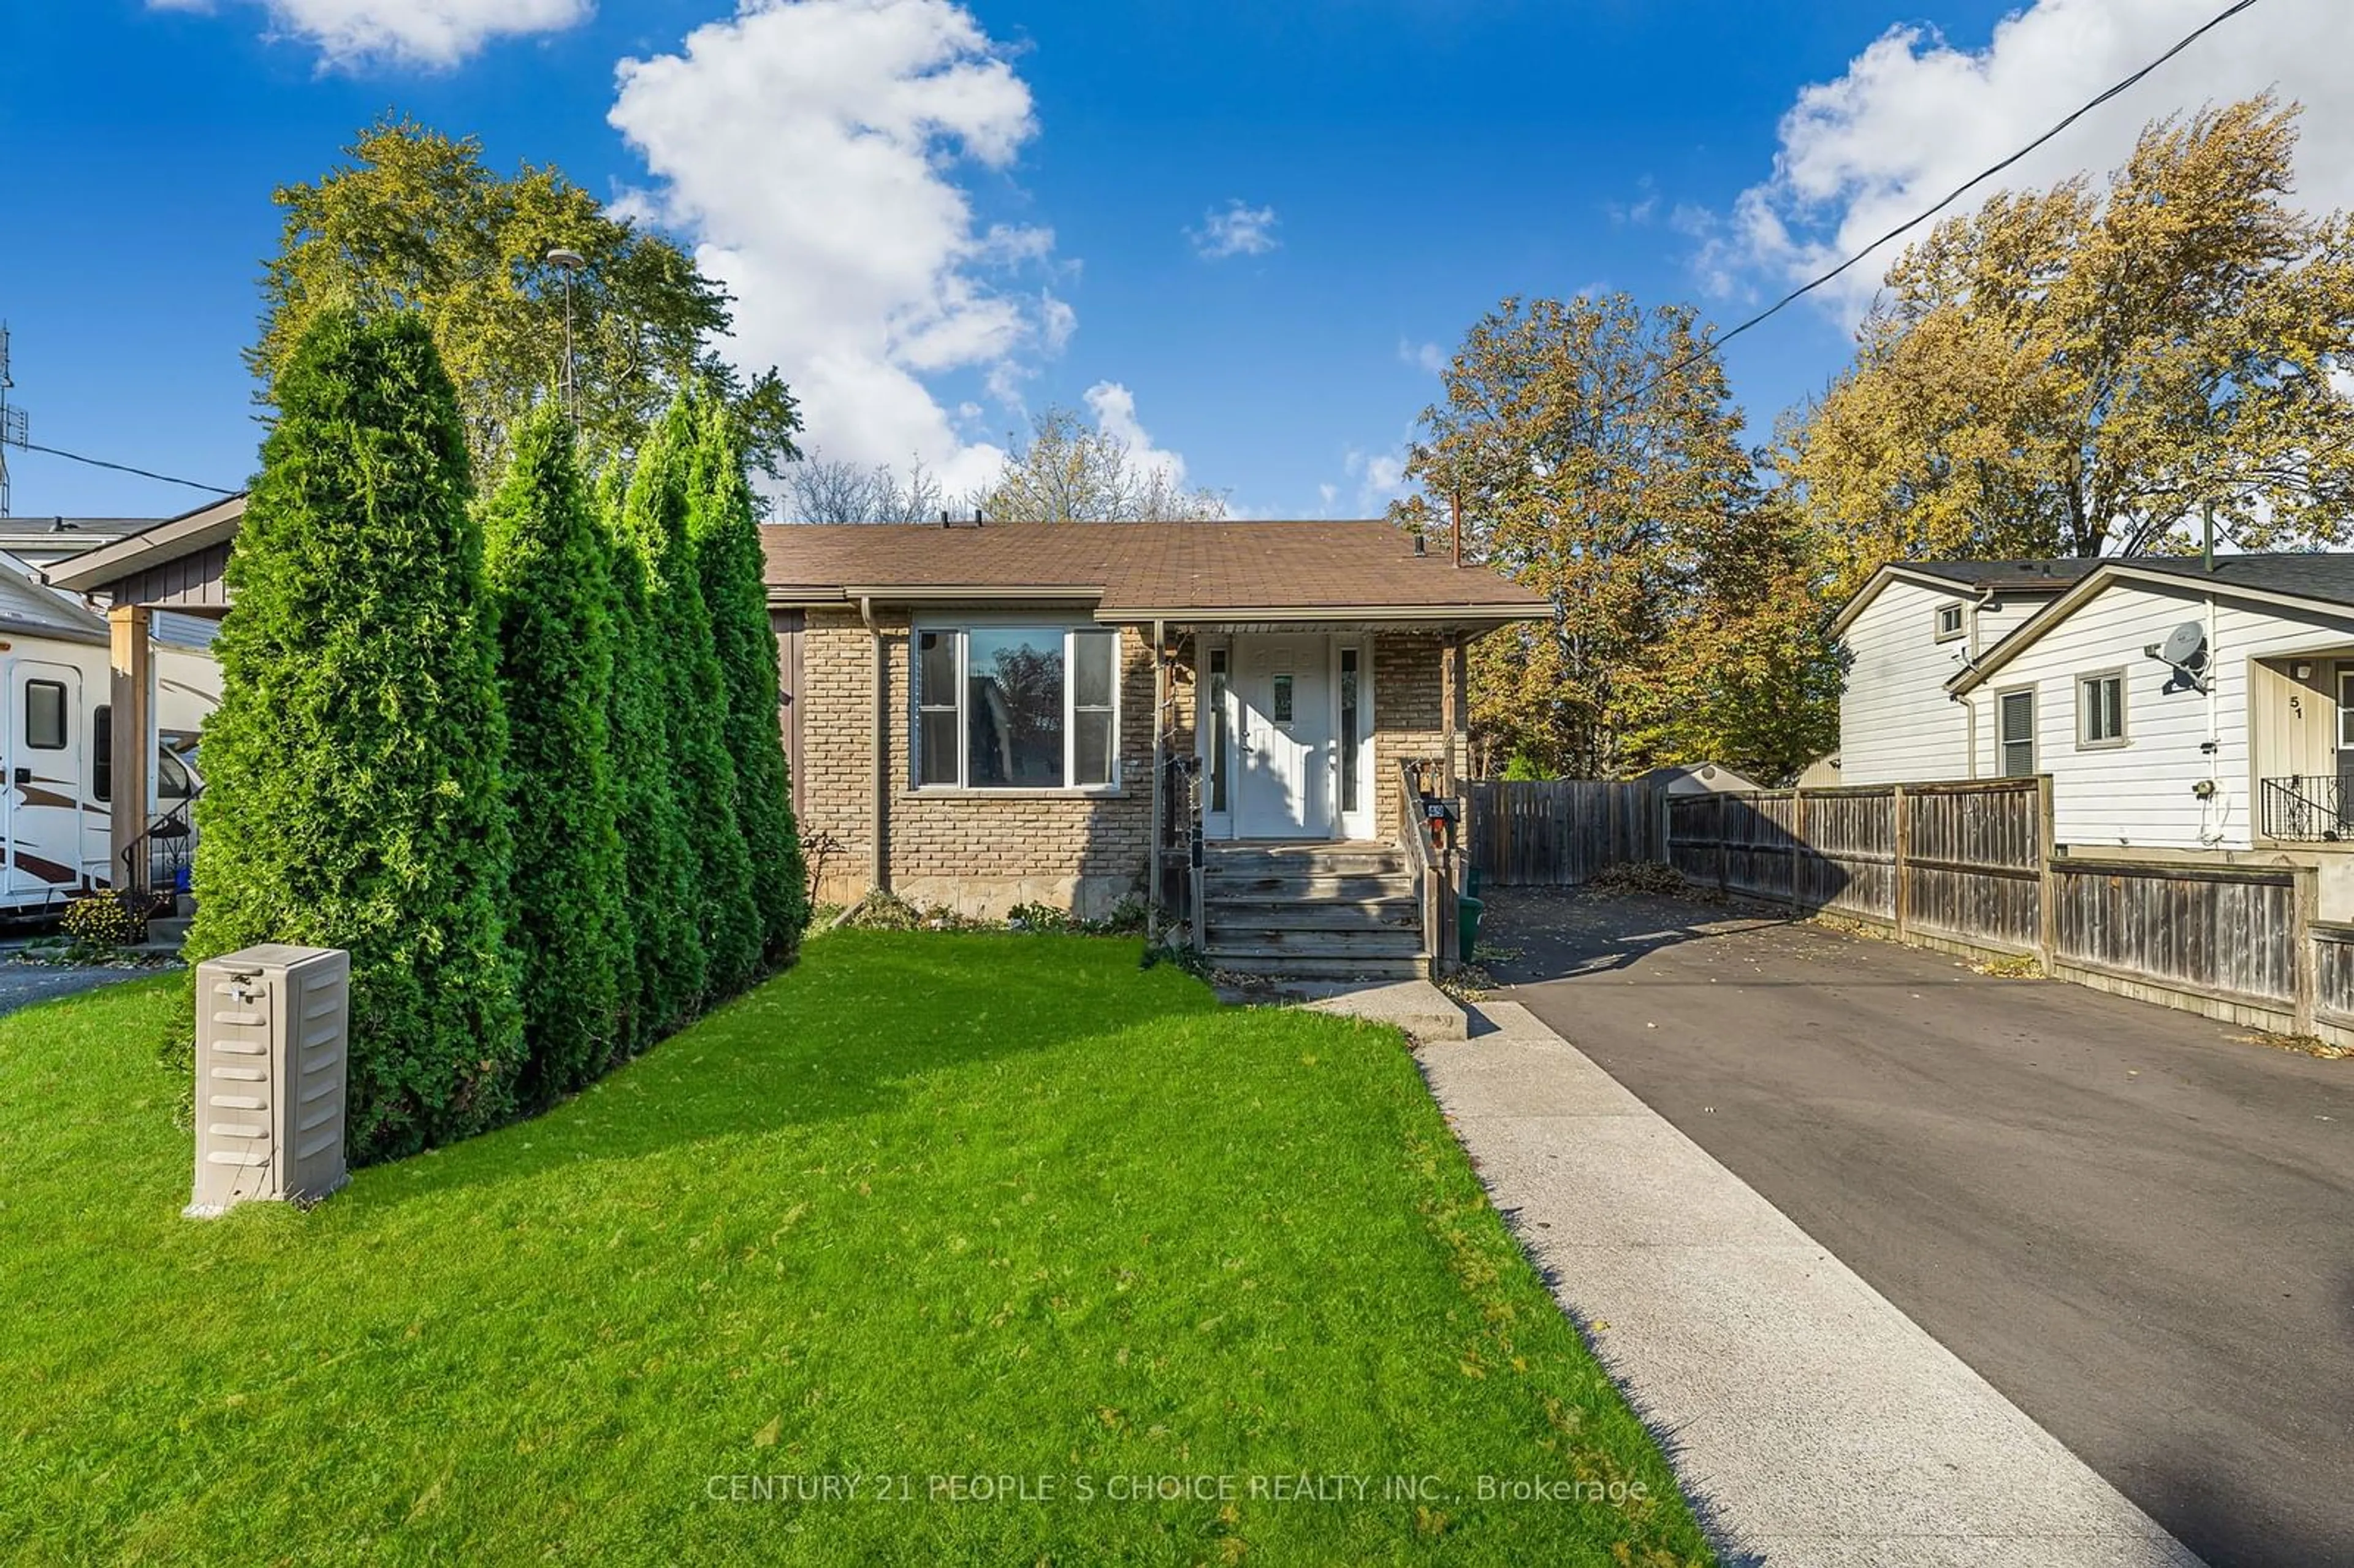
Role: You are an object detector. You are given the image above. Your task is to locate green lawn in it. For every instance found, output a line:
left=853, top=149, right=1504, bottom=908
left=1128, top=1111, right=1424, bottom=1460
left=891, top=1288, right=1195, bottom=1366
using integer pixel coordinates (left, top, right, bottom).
left=1, top=933, right=1711, bottom=1566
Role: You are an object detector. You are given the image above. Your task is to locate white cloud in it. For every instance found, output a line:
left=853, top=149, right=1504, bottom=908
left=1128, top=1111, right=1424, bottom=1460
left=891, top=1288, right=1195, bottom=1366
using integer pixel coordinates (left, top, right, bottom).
left=1341, top=445, right=1412, bottom=513
left=1606, top=176, right=1659, bottom=227
left=611, top=0, right=1067, bottom=497
left=149, top=0, right=588, bottom=67
left=1711, top=0, right=2354, bottom=322
left=1189, top=199, right=1280, bottom=260
left=1084, top=381, right=1189, bottom=488
left=1398, top=338, right=1447, bottom=376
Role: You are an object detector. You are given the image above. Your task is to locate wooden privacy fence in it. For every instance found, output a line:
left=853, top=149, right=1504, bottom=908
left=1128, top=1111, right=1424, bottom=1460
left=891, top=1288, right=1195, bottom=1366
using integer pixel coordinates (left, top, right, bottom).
left=1664, top=777, right=2329, bottom=1043
left=1463, top=779, right=1661, bottom=886
left=1669, top=780, right=2046, bottom=957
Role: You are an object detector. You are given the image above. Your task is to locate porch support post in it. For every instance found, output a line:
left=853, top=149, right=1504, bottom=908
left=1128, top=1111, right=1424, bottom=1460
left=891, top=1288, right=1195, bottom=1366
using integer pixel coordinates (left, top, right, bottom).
left=106, top=604, right=152, bottom=892
left=1148, top=618, right=1166, bottom=942
left=1438, top=632, right=1460, bottom=797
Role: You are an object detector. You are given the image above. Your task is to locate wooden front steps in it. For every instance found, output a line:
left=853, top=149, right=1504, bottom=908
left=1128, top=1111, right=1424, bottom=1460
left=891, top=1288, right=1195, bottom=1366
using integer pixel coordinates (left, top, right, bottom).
left=1200, top=841, right=1425, bottom=980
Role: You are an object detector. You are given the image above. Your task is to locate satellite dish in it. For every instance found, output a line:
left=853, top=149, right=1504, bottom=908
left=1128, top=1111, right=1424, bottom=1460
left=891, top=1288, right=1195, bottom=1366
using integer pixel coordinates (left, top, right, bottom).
left=2143, top=619, right=2211, bottom=694
left=2160, top=620, right=2208, bottom=669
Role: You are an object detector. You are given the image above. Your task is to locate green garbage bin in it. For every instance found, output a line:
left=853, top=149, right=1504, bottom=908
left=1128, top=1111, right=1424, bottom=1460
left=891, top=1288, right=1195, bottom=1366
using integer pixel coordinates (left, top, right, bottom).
left=1458, top=892, right=1485, bottom=965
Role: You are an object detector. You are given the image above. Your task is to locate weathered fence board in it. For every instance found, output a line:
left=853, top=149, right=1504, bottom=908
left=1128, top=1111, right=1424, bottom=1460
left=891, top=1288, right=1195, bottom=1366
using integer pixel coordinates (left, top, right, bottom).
left=2314, top=924, right=2354, bottom=1026
left=2053, top=861, right=2297, bottom=1008
left=1666, top=781, right=2044, bottom=956
left=1465, top=780, right=1660, bottom=886
left=1899, top=782, right=2042, bottom=954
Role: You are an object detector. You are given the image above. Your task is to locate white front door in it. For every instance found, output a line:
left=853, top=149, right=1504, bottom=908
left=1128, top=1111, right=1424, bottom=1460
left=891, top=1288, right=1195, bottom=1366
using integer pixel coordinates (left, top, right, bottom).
left=6, top=660, right=85, bottom=902
left=1235, top=634, right=1332, bottom=838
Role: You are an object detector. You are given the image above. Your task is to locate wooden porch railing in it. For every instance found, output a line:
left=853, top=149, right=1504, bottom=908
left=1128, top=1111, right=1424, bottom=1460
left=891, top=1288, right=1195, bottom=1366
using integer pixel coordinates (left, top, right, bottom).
left=1397, top=758, right=1460, bottom=979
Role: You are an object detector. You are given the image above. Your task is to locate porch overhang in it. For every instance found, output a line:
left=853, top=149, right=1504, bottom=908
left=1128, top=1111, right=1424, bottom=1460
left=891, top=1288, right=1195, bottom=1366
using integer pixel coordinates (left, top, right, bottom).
left=1117, top=604, right=1544, bottom=637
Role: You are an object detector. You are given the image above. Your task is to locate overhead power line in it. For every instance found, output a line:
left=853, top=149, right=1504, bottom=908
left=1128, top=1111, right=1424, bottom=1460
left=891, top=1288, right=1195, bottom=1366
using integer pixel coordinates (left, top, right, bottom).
left=1598, top=0, right=2266, bottom=424
left=14, top=439, right=238, bottom=498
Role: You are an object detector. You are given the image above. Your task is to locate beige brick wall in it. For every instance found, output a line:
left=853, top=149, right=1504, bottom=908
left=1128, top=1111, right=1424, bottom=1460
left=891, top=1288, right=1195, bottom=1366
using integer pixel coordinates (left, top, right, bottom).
left=783, top=616, right=1461, bottom=913
left=1374, top=630, right=1456, bottom=830
left=790, top=609, right=1157, bottom=919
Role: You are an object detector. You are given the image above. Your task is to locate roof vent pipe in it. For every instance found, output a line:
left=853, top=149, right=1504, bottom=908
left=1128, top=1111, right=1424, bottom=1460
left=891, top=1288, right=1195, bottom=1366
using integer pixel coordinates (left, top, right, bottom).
left=1412, top=533, right=1426, bottom=557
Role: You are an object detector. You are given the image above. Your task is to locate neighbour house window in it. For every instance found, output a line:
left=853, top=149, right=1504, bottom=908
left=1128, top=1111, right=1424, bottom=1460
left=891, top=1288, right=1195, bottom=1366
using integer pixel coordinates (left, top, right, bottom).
left=93, top=706, right=112, bottom=802
left=24, top=680, right=66, bottom=750
left=915, top=625, right=1119, bottom=790
left=2339, top=669, right=2354, bottom=750
left=1998, top=688, right=2036, bottom=777
left=1933, top=603, right=1965, bottom=642
left=2077, top=671, right=2126, bottom=748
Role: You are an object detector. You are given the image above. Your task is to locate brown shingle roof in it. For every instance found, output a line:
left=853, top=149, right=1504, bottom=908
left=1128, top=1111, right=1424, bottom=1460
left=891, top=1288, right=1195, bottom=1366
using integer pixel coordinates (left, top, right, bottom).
left=760, top=520, right=1549, bottom=620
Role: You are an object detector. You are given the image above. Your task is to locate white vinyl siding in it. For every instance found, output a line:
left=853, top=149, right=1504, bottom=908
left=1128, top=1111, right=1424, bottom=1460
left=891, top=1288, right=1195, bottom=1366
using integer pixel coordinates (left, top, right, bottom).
left=1836, top=580, right=1977, bottom=785
left=1964, top=577, right=2354, bottom=850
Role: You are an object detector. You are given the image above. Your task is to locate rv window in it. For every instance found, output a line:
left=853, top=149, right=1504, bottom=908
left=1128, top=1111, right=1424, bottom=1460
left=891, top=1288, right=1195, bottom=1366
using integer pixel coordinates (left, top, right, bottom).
left=158, top=750, right=193, bottom=801
left=93, top=706, right=112, bottom=802
left=24, top=680, right=66, bottom=751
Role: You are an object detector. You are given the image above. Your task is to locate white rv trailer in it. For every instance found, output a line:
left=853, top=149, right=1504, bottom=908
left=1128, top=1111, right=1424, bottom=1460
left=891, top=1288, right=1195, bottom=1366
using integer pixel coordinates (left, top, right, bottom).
left=0, top=552, right=217, bottom=915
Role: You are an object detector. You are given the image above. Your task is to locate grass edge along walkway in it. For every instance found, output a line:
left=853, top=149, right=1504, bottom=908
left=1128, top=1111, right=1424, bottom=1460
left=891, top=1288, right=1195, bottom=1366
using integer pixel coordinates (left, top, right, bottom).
left=0, top=931, right=1713, bottom=1566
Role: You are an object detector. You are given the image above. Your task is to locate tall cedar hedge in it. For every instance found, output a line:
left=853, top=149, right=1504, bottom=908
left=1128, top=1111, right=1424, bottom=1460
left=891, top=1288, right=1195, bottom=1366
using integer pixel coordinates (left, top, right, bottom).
left=625, top=395, right=763, bottom=997
left=688, top=398, right=810, bottom=959
left=185, top=309, right=523, bottom=1163
left=481, top=405, right=630, bottom=1102
left=601, top=463, right=707, bottom=1045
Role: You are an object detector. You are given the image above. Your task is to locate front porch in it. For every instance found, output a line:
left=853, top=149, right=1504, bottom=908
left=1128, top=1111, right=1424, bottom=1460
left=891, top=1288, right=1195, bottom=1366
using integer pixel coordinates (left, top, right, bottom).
left=2252, top=649, right=2354, bottom=843
left=1141, top=622, right=1476, bottom=978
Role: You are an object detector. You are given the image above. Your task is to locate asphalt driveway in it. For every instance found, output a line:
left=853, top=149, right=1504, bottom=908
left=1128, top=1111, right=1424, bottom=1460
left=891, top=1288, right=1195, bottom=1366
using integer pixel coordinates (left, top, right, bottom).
left=1484, top=887, right=2354, bottom=1568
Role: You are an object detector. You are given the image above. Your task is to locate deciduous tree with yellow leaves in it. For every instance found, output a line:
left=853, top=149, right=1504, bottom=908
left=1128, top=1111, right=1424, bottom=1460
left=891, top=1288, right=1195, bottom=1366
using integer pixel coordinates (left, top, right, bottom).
left=1395, top=294, right=1835, bottom=783
left=1786, top=94, right=2354, bottom=599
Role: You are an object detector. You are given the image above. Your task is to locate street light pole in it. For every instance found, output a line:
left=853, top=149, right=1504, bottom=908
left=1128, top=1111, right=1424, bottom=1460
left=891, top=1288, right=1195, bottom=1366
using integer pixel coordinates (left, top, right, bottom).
left=545, top=248, right=586, bottom=423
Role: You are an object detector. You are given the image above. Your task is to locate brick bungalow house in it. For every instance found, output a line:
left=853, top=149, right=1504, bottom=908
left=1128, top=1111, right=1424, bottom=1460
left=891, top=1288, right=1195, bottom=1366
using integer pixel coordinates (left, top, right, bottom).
left=765, top=519, right=1548, bottom=973
left=55, top=503, right=1547, bottom=978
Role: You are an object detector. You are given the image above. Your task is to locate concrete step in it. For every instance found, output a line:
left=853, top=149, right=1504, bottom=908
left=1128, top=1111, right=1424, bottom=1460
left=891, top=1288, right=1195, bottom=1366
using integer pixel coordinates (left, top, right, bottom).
left=1200, top=898, right=1420, bottom=931
left=1205, top=951, right=1427, bottom=981
left=145, top=915, right=191, bottom=947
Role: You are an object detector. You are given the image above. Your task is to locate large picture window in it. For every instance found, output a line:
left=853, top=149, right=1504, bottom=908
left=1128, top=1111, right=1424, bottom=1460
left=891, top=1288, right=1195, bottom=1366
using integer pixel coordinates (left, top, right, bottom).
left=915, top=625, right=1119, bottom=790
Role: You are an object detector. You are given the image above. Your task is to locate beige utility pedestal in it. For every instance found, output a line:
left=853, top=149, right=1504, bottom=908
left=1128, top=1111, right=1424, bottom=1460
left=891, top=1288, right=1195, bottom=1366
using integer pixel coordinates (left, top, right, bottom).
left=187, top=945, right=351, bottom=1218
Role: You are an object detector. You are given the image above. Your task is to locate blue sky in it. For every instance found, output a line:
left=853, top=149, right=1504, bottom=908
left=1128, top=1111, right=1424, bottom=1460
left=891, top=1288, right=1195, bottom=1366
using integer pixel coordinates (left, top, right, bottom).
left=2, top=0, right=2344, bottom=520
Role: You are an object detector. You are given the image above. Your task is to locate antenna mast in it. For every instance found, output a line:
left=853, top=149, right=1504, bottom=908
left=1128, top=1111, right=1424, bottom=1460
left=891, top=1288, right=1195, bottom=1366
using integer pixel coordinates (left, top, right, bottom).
left=0, top=324, right=25, bottom=518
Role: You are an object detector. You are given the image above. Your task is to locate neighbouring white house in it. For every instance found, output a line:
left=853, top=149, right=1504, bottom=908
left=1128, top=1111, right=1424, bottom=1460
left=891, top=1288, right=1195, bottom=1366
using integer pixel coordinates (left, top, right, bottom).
left=1830, top=560, right=2098, bottom=786
left=1835, top=552, right=2354, bottom=855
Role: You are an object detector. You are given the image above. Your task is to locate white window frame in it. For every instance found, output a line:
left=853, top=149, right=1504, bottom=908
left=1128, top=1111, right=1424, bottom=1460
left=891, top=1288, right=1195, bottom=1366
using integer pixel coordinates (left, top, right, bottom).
left=2075, top=669, right=2127, bottom=750
left=1996, top=685, right=2036, bottom=778
left=2338, top=668, right=2354, bottom=751
left=1933, top=602, right=1965, bottom=643
left=910, top=620, right=1122, bottom=794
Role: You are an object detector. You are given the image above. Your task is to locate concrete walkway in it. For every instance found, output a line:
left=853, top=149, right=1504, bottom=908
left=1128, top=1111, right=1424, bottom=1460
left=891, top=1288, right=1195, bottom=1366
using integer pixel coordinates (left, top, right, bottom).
left=1419, top=999, right=2204, bottom=1568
